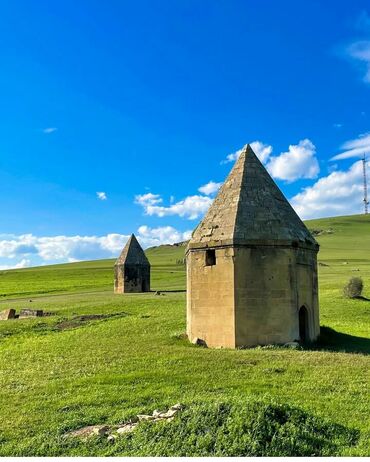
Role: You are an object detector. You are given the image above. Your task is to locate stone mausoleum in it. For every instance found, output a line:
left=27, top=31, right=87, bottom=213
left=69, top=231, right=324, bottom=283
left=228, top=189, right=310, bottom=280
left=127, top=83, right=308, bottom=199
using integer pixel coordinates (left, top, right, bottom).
left=114, top=234, right=150, bottom=293
left=186, top=144, right=320, bottom=348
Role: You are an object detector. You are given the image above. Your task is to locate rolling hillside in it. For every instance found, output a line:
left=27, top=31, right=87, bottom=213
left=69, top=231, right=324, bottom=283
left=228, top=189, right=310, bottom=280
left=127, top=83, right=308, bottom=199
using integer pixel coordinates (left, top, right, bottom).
left=1, top=214, right=370, bottom=298
left=0, top=214, right=369, bottom=456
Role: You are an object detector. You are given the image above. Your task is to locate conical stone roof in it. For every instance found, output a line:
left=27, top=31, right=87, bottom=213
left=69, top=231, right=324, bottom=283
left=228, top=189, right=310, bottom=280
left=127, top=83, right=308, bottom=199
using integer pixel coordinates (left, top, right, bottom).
left=189, top=144, right=318, bottom=250
left=115, top=234, right=150, bottom=266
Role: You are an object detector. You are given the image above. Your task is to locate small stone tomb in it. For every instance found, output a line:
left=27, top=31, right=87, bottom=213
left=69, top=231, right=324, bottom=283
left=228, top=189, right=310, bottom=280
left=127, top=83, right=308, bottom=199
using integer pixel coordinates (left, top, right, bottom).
left=19, top=309, right=43, bottom=319
left=0, top=309, right=16, bottom=320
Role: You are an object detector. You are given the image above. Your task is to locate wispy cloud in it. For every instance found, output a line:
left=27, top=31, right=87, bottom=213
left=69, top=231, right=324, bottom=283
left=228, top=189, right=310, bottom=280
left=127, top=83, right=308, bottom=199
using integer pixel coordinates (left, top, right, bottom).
left=347, top=40, right=370, bottom=83
left=96, top=191, right=107, bottom=201
left=331, top=133, right=370, bottom=160
left=42, top=127, right=57, bottom=134
left=343, top=11, right=370, bottom=84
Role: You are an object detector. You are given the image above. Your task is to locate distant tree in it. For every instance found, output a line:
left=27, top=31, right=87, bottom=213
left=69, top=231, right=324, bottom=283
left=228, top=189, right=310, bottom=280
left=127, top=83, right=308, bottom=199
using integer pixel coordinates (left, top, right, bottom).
left=343, top=277, right=363, bottom=299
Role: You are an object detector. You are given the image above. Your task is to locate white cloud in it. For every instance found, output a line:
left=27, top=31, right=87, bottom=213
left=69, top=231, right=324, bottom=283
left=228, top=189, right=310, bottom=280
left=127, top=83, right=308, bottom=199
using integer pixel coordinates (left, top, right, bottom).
left=266, top=139, right=320, bottom=182
left=135, top=193, right=162, bottom=206
left=139, top=195, right=212, bottom=220
left=97, top=191, right=107, bottom=201
left=0, top=226, right=192, bottom=268
left=222, top=141, right=273, bottom=164
left=0, top=259, right=31, bottom=270
left=333, top=123, right=343, bottom=128
left=291, top=160, right=368, bottom=219
left=222, top=139, right=319, bottom=182
left=198, top=181, right=222, bottom=195
left=42, top=127, right=57, bottom=134
left=250, top=141, right=274, bottom=163
left=331, top=133, right=370, bottom=160
left=137, top=225, right=191, bottom=246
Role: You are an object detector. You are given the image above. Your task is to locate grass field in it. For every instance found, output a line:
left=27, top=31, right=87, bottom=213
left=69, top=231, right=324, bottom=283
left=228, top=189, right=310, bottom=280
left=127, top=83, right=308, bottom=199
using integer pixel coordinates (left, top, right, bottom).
left=0, top=215, right=369, bottom=456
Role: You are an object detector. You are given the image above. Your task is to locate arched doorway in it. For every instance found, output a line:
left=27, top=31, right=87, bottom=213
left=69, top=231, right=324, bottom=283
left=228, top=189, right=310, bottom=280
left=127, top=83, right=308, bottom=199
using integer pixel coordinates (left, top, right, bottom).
left=299, top=306, right=309, bottom=343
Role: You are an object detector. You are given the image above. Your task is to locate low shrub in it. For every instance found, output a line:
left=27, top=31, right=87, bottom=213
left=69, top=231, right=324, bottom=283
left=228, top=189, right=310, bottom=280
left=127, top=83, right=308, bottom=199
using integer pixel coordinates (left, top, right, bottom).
left=343, top=277, right=363, bottom=298
left=112, top=400, right=358, bottom=456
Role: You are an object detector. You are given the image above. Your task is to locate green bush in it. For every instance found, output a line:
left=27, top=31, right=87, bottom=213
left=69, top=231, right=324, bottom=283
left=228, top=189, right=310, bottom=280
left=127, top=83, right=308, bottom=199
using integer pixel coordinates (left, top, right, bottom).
left=111, top=400, right=358, bottom=456
left=343, top=277, right=363, bottom=298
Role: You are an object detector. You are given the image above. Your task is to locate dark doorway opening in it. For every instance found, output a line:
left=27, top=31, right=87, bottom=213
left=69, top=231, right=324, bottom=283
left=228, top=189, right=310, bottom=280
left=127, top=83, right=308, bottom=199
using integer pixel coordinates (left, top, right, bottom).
left=205, top=249, right=216, bottom=266
left=299, top=306, right=309, bottom=343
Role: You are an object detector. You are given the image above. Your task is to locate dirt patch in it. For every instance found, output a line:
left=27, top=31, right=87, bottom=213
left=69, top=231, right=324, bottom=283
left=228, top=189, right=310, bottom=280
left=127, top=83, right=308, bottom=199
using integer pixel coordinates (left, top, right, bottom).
left=56, top=312, right=127, bottom=331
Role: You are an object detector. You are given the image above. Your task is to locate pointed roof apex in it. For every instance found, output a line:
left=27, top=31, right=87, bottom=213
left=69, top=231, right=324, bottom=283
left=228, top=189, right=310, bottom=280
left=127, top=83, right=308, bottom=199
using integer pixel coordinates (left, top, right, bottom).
left=115, top=233, right=150, bottom=266
left=189, top=143, right=318, bottom=250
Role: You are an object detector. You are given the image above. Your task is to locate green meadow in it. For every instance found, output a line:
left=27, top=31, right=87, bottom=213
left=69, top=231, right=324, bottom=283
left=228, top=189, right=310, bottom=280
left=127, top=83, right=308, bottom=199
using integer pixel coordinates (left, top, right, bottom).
left=0, top=214, right=369, bottom=456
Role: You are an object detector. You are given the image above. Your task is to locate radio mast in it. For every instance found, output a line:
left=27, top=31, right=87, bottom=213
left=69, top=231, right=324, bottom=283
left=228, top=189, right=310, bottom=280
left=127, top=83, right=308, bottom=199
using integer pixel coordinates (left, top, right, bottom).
left=363, top=154, right=369, bottom=215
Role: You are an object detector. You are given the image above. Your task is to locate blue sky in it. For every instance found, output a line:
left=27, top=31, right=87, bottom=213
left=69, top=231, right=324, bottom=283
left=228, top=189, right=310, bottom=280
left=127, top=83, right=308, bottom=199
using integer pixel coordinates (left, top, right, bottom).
left=1, top=0, right=370, bottom=268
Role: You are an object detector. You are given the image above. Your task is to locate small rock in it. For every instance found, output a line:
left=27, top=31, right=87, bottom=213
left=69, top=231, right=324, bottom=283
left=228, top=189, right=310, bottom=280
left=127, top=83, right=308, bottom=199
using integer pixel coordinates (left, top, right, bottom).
left=157, top=409, right=178, bottom=419
left=170, top=403, right=183, bottom=411
left=66, top=425, right=110, bottom=439
left=154, top=291, right=161, bottom=295
left=137, top=414, right=155, bottom=421
left=93, top=425, right=110, bottom=437
left=107, top=435, right=116, bottom=443
left=283, top=341, right=300, bottom=349
left=116, top=422, right=138, bottom=434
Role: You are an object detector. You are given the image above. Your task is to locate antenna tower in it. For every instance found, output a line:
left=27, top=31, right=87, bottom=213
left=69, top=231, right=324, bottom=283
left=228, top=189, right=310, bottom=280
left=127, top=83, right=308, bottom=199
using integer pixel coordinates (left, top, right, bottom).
left=363, top=154, right=369, bottom=215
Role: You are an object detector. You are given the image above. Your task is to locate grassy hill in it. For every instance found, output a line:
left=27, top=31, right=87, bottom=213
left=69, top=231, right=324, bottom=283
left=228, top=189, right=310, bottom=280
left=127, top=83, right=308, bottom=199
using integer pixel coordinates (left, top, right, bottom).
left=0, top=214, right=369, bottom=456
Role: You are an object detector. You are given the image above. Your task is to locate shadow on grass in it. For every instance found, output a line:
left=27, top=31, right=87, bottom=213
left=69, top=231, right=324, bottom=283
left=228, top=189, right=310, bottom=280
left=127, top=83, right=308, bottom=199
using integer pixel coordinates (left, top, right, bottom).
left=150, top=290, right=186, bottom=293
left=353, top=295, right=370, bottom=301
left=311, top=326, right=370, bottom=355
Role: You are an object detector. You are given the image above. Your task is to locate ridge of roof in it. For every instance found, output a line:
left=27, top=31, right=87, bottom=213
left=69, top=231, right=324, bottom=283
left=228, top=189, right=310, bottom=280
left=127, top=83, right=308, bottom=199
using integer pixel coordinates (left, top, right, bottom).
left=115, top=234, right=150, bottom=266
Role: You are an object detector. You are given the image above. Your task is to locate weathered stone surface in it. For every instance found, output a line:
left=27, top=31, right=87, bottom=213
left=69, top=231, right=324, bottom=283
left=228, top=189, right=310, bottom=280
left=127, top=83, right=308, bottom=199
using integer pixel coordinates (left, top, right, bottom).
left=114, top=234, right=150, bottom=294
left=186, top=144, right=320, bottom=349
left=116, top=423, right=138, bottom=434
left=189, top=144, right=318, bottom=249
left=0, top=309, right=16, bottom=321
left=65, top=403, right=183, bottom=440
left=19, top=309, right=43, bottom=318
left=138, top=404, right=183, bottom=422
left=66, top=425, right=110, bottom=439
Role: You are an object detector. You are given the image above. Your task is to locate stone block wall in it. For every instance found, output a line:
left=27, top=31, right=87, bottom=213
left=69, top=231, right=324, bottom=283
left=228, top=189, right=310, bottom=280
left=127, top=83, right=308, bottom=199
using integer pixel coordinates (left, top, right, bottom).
left=114, top=264, right=150, bottom=293
left=186, top=247, right=236, bottom=348
left=0, top=309, right=16, bottom=320
left=187, top=244, right=319, bottom=348
left=234, top=246, right=319, bottom=346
